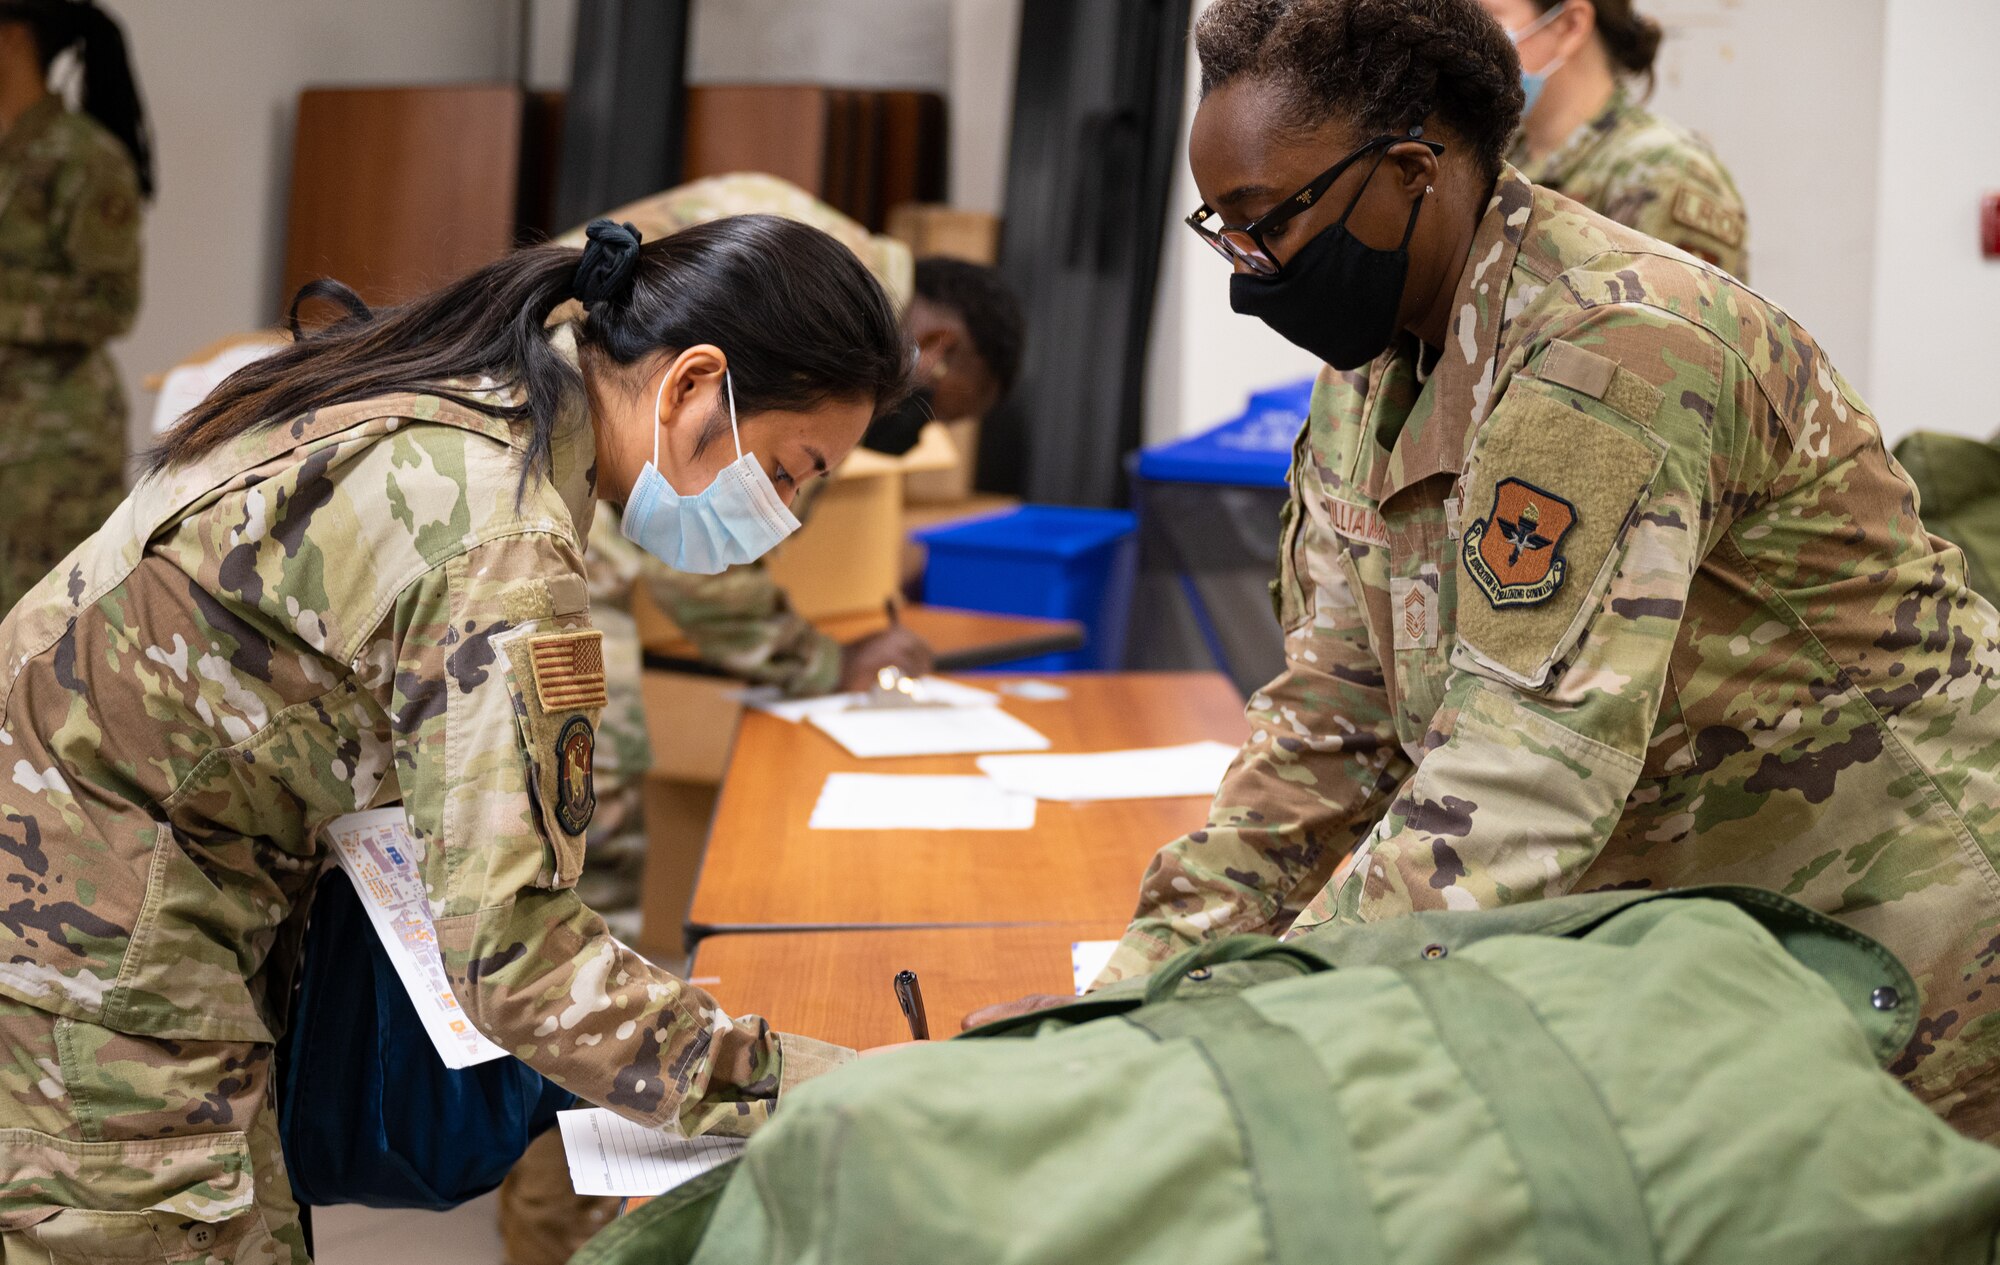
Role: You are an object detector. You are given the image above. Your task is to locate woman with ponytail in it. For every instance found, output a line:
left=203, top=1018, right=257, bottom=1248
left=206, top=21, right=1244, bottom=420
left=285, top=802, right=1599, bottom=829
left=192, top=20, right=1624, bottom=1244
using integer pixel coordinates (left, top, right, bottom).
left=0, top=215, right=910, bottom=1260
left=1479, top=0, right=1750, bottom=277
left=0, top=0, right=149, bottom=613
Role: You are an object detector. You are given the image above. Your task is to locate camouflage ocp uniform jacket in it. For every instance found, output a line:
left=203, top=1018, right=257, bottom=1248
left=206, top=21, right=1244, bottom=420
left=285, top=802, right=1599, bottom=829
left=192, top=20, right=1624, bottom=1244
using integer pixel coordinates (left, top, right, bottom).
left=1514, top=84, right=1749, bottom=279
left=0, top=327, right=848, bottom=1141
left=1100, top=167, right=2000, bottom=1136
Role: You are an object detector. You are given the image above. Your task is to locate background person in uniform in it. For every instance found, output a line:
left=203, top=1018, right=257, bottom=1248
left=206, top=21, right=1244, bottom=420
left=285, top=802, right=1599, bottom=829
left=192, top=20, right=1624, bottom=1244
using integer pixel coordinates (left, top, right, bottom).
left=0, top=215, right=908, bottom=1262
left=0, top=0, right=147, bottom=613
left=1480, top=0, right=1749, bottom=276
left=970, top=0, right=2000, bottom=1141
left=498, top=175, right=1025, bottom=1265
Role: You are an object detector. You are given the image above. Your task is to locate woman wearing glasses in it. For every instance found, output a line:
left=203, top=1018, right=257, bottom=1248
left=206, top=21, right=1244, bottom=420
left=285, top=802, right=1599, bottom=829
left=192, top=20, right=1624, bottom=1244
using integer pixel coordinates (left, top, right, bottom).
left=1085, top=0, right=2000, bottom=1138
left=1479, top=0, right=1748, bottom=277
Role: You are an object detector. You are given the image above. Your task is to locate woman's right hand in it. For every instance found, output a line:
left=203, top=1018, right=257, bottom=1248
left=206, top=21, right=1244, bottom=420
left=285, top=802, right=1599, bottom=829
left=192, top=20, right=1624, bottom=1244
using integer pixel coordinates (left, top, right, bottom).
left=839, top=627, right=935, bottom=692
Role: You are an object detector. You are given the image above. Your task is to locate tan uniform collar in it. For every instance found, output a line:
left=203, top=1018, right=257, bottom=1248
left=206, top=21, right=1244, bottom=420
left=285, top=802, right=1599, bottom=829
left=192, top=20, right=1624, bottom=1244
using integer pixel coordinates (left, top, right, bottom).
left=1361, top=165, right=1537, bottom=504
left=1514, top=83, right=1634, bottom=188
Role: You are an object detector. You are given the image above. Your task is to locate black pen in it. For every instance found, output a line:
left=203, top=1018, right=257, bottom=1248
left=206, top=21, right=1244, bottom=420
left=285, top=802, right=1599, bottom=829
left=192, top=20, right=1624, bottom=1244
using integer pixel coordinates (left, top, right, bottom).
left=894, top=968, right=929, bottom=1040
left=884, top=597, right=900, bottom=628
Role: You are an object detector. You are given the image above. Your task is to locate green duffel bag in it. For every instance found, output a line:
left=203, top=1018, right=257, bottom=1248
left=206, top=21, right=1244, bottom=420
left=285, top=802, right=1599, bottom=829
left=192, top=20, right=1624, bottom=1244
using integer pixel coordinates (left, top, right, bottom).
left=577, top=887, right=2000, bottom=1265
left=1891, top=429, right=2000, bottom=604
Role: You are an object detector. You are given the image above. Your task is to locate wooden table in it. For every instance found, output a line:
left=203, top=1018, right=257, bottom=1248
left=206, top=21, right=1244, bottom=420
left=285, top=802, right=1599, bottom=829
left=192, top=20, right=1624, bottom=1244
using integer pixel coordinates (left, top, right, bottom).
left=686, top=671, right=1247, bottom=934
left=643, top=602, right=1087, bottom=674
left=691, top=922, right=1123, bottom=1049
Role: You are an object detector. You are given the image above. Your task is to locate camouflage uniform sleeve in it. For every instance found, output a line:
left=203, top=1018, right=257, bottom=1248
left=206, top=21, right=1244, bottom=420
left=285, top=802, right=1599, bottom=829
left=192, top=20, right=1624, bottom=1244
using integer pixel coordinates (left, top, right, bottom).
left=1601, top=162, right=1750, bottom=280
left=1293, top=308, right=1738, bottom=933
left=0, top=132, right=141, bottom=346
left=386, top=531, right=852, bottom=1137
left=1093, top=431, right=1413, bottom=985
left=640, top=557, right=844, bottom=698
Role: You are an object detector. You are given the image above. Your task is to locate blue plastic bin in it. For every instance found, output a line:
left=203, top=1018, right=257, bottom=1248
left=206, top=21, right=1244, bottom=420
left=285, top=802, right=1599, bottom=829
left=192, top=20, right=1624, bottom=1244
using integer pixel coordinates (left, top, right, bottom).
left=1132, top=376, right=1315, bottom=487
left=915, top=506, right=1139, bottom=671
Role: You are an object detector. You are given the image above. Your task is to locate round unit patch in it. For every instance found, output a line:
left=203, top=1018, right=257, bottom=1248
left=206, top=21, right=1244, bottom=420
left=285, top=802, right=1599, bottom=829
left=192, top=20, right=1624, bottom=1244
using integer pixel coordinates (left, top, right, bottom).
left=554, top=715, right=597, bottom=836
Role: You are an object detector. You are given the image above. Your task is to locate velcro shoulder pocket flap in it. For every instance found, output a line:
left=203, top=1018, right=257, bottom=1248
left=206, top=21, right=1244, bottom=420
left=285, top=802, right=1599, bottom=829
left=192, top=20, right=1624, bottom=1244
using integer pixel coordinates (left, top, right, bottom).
left=1454, top=384, right=1667, bottom=689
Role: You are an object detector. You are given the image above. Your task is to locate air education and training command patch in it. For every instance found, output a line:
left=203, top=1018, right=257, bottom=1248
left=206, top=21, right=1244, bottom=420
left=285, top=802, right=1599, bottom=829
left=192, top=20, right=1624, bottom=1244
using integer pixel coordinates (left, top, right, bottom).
left=1463, top=478, right=1578, bottom=609
left=554, top=715, right=597, bottom=836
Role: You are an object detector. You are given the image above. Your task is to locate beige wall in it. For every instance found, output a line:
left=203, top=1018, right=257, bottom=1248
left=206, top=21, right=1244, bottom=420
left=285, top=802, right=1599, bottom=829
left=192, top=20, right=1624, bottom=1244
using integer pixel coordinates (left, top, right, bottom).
left=1146, top=0, right=1899, bottom=443
left=688, top=0, right=949, bottom=88
left=947, top=0, right=1019, bottom=214
left=1644, top=0, right=1888, bottom=386
left=1868, top=0, right=2000, bottom=441
left=114, top=0, right=517, bottom=452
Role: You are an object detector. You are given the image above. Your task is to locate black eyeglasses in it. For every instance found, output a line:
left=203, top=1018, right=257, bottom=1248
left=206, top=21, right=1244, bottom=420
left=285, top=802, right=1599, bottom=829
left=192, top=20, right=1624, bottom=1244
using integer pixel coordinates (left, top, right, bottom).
left=1185, top=127, right=1445, bottom=276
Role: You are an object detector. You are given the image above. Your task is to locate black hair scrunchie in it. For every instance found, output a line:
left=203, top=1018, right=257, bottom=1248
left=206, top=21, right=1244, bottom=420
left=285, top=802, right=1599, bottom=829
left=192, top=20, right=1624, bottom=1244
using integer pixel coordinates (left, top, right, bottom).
left=574, top=219, right=644, bottom=307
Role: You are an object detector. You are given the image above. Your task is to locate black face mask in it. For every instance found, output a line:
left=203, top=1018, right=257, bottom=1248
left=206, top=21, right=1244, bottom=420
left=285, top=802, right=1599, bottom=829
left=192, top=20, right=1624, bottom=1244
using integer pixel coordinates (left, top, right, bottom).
left=861, top=386, right=934, bottom=456
left=1229, top=187, right=1426, bottom=372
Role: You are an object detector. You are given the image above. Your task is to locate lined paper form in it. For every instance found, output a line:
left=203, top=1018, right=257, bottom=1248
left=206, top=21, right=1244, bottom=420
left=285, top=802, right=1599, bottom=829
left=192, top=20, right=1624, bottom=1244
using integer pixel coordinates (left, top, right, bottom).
left=809, top=773, right=1037, bottom=831
left=557, top=1108, right=746, bottom=1197
left=977, top=741, right=1238, bottom=802
left=809, top=706, right=1052, bottom=758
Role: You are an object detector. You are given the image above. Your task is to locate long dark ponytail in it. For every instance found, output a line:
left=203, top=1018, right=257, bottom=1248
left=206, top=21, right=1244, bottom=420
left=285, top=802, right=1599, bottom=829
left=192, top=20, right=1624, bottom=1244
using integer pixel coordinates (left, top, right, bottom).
left=0, top=0, right=154, bottom=197
left=149, top=215, right=913, bottom=489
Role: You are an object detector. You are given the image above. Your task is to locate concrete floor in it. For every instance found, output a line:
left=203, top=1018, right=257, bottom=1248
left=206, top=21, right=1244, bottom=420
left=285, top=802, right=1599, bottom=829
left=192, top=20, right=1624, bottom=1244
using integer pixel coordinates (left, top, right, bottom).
left=311, top=1193, right=505, bottom=1265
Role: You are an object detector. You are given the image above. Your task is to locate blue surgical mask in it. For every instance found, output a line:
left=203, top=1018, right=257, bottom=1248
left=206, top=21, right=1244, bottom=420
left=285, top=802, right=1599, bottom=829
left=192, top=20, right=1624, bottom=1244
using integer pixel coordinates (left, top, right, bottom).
left=1510, top=2, right=1569, bottom=117
left=619, top=368, right=801, bottom=575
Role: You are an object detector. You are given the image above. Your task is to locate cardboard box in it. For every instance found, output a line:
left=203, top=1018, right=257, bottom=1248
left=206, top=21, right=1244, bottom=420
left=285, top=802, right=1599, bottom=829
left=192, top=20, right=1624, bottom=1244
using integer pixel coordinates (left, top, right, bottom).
left=887, top=204, right=1002, bottom=265
left=639, top=668, right=744, bottom=783
left=761, top=431, right=960, bottom=619
left=636, top=774, right=719, bottom=962
left=762, top=455, right=904, bottom=619
left=904, top=418, right=980, bottom=504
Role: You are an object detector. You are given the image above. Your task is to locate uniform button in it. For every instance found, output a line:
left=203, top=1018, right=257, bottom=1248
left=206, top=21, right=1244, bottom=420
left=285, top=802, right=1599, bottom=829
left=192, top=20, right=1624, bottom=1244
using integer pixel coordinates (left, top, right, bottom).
left=1871, top=986, right=1902, bottom=1011
left=1422, top=943, right=1449, bottom=960
left=1187, top=967, right=1212, bottom=981
left=187, top=1224, right=216, bottom=1250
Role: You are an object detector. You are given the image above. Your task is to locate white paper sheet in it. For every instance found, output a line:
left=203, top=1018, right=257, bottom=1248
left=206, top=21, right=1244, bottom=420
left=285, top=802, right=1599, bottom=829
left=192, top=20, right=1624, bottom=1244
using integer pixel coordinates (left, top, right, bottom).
left=557, top=1108, right=745, bottom=1197
left=1072, top=940, right=1119, bottom=994
left=976, top=741, right=1239, bottom=802
left=808, top=773, right=1037, bottom=831
left=998, top=679, right=1070, bottom=701
left=324, top=808, right=508, bottom=1069
left=809, top=706, right=1052, bottom=759
left=744, top=676, right=1000, bottom=723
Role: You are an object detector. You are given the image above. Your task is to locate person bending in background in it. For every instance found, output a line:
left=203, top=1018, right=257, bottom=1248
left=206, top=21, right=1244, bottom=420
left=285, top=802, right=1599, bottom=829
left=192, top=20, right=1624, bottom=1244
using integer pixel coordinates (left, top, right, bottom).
left=972, top=0, right=2000, bottom=1142
left=0, top=0, right=147, bottom=613
left=1480, top=0, right=1749, bottom=277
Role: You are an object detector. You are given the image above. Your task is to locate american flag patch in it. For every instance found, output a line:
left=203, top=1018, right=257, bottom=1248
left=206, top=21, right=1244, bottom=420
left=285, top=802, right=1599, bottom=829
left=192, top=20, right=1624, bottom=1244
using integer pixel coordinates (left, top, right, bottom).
left=528, top=630, right=608, bottom=713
